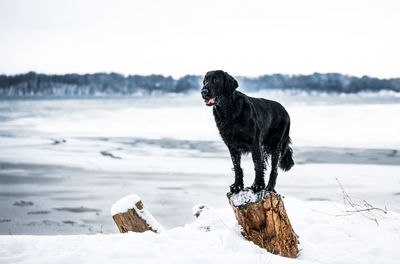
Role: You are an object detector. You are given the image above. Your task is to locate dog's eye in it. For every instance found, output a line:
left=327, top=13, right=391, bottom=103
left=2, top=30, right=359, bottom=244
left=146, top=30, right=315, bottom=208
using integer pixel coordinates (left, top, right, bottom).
left=213, top=78, right=218, bottom=83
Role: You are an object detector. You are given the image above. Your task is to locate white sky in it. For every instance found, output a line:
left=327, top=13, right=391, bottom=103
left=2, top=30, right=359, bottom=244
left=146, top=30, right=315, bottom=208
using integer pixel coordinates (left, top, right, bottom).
left=0, top=0, right=399, bottom=78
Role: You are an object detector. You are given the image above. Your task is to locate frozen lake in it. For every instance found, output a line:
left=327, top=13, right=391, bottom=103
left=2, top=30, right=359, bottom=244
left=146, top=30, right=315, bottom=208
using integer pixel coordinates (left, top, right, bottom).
left=0, top=91, right=400, bottom=235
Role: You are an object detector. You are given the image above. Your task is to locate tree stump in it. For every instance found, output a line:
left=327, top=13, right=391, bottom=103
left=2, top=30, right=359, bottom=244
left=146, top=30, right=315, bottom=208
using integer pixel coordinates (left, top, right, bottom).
left=227, top=189, right=299, bottom=258
left=111, top=194, right=164, bottom=234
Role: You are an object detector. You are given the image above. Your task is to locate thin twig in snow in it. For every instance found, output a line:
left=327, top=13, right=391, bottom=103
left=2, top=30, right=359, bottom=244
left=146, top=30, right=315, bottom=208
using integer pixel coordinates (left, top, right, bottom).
left=335, top=177, right=387, bottom=225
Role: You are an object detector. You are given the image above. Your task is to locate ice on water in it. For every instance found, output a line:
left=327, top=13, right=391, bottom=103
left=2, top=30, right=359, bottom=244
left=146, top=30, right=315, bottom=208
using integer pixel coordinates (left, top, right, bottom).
left=0, top=91, right=400, bottom=236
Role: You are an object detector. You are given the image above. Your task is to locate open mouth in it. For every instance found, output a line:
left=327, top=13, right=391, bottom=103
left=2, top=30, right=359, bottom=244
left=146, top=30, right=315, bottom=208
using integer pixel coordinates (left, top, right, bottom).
left=204, top=97, right=216, bottom=105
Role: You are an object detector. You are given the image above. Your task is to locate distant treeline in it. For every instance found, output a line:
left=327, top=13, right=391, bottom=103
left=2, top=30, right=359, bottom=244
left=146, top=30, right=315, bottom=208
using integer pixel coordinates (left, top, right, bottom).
left=1, top=72, right=399, bottom=96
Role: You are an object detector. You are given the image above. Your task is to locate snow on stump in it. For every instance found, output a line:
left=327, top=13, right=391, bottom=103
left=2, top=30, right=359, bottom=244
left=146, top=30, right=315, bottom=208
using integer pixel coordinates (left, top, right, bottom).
left=111, top=194, right=164, bottom=234
left=227, top=189, right=299, bottom=258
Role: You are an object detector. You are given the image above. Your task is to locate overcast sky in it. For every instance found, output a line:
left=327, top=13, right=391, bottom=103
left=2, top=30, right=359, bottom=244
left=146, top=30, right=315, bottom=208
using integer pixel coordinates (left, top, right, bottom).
left=0, top=0, right=399, bottom=78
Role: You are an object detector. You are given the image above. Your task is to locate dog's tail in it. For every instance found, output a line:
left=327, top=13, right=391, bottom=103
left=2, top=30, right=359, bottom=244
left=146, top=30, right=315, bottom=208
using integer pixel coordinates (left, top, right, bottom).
left=279, top=125, right=294, bottom=171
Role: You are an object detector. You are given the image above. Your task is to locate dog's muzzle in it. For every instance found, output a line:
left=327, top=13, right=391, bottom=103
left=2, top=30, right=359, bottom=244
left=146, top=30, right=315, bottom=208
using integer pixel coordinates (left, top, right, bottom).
left=201, top=88, right=216, bottom=106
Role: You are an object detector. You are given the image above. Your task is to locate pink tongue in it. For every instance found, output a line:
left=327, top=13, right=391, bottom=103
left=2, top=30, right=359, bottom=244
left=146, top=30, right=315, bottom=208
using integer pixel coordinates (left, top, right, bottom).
left=204, top=97, right=215, bottom=104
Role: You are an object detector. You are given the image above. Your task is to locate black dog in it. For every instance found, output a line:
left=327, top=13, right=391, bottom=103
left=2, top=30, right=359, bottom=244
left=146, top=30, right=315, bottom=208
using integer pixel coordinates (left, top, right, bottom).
left=201, top=70, right=294, bottom=193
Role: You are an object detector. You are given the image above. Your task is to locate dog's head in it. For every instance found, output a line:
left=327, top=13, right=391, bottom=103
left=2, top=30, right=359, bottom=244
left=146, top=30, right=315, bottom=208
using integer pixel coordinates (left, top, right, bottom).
left=201, top=70, right=238, bottom=106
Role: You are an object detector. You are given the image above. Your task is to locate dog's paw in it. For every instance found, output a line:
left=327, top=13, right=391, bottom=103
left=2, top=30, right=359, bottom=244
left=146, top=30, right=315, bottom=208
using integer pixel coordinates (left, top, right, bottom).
left=230, top=183, right=244, bottom=194
left=265, top=185, right=276, bottom=193
left=250, top=182, right=265, bottom=193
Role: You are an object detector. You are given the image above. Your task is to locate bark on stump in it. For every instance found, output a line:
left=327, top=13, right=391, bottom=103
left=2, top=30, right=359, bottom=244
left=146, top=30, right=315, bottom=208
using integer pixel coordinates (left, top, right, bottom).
left=228, top=190, right=299, bottom=258
left=112, top=199, right=162, bottom=233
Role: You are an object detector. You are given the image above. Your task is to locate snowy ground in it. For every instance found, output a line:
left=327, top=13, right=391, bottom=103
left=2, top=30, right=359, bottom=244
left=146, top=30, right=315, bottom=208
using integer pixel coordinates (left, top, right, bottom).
left=1, top=197, right=399, bottom=264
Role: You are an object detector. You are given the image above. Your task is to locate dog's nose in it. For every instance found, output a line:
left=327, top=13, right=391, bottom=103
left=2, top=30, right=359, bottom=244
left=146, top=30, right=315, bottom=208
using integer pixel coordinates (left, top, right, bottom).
left=201, top=88, right=208, bottom=97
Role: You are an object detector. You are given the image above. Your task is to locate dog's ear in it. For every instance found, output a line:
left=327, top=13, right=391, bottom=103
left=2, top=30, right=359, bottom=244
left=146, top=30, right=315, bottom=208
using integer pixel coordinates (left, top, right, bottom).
left=224, top=72, right=238, bottom=93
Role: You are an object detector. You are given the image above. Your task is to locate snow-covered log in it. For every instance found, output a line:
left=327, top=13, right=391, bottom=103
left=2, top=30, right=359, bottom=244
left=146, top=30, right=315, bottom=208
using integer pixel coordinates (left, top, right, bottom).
left=111, top=194, right=164, bottom=233
left=228, top=190, right=299, bottom=258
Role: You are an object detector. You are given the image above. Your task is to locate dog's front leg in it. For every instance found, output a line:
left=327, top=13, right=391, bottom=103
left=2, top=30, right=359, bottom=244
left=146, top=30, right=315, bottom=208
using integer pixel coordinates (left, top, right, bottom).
left=228, top=147, right=244, bottom=193
left=250, top=142, right=265, bottom=192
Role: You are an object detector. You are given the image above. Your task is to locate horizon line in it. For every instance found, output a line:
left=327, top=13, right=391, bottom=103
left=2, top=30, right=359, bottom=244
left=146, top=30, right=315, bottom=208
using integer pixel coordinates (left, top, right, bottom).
left=1, top=71, right=400, bottom=80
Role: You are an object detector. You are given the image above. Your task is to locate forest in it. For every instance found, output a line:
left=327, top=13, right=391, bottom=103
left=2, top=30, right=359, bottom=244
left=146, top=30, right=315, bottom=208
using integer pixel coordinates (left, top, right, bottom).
left=1, top=71, right=399, bottom=95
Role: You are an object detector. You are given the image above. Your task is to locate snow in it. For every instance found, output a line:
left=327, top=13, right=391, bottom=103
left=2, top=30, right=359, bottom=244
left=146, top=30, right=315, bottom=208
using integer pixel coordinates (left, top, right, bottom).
left=1, top=198, right=399, bottom=264
left=111, top=194, right=165, bottom=233
left=192, top=204, right=210, bottom=217
left=229, top=189, right=269, bottom=207
left=110, top=194, right=141, bottom=215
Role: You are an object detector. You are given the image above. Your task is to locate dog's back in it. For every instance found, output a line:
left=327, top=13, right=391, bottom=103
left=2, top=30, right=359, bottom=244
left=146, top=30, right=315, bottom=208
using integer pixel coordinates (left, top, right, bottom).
left=239, top=91, right=294, bottom=171
left=237, top=91, right=290, bottom=132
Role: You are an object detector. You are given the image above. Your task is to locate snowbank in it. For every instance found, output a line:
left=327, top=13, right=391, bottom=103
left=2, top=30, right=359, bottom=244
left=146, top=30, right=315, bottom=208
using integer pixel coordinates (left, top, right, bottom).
left=1, top=197, right=399, bottom=264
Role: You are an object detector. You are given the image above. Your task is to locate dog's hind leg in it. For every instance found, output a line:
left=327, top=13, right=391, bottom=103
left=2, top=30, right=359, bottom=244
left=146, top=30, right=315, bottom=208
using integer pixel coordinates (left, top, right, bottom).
left=250, top=142, right=266, bottom=192
left=266, top=149, right=279, bottom=192
left=228, top=147, right=244, bottom=193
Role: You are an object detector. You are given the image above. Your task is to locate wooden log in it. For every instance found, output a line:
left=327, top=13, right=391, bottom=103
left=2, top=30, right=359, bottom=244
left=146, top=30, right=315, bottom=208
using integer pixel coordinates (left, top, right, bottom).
left=227, top=190, right=299, bottom=258
left=111, top=194, right=164, bottom=234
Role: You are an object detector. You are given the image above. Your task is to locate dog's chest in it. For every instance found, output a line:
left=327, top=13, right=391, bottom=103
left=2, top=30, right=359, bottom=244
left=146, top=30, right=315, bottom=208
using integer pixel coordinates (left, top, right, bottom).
left=215, top=118, right=233, bottom=142
left=213, top=113, right=251, bottom=149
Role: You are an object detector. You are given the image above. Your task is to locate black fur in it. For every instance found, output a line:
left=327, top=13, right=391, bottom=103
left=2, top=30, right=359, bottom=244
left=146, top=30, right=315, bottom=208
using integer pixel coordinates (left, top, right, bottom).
left=201, top=70, right=294, bottom=193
